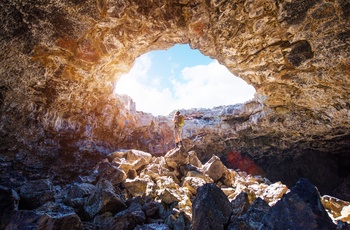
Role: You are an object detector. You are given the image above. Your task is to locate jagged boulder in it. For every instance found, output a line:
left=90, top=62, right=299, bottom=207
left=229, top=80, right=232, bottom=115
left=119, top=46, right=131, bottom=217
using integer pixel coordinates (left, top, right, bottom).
left=202, top=155, right=234, bottom=186
left=261, top=181, right=289, bottom=205
left=111, top=149, right=152, bottom=175
left=125, top=176, right=155, bottom=197
left=59, top=183, right=97, bottom=218
left=230, top=191, right=250, bottom=217
left=164, top=148, right=190, bottom=170
left=260, top=178, right=336, bottom=230
left=188, top=151, right=203, bottom=168
left=101, top=203, right=146, bottom=230
left=5, top=202, right=82, bottom=230
left=94, top=160, right=127, bottom=186
left=322, top=195, right=350, bottom=223
left=17, top=179, right=55, bottom=210
left=192, top=183, right=232, bottom=230
left=84, top=180, right=127, bottom=220
left=228, top=197, right=270, bottom=230
left=182, top=176, right=208, bottom=195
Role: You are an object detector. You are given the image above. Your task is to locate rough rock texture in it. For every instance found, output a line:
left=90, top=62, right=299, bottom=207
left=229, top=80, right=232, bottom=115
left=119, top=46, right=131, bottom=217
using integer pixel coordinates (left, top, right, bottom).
left=260, top=178, right=336, bottom=229
left=0, top=0, right=350, bottom=203
left=1, top=148, right=349, bottom=229
left=192, top=183, right=232, bottom=230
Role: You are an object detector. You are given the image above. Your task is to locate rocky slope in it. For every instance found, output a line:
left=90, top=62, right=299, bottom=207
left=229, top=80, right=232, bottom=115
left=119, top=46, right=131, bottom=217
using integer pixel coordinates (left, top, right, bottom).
left=0, top=0, right=350, bottom=217
left=1, top=148, right=349, bottom=229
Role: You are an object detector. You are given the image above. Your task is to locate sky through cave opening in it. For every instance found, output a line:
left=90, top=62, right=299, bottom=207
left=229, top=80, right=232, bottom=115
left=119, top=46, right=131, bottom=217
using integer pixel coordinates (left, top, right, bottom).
left=114, top=44, right=256, bottom=116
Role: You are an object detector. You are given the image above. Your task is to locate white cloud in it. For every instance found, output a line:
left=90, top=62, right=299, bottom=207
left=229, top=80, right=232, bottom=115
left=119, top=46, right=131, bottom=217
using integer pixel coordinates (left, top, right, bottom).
left=114, top=55, right=256, bottom=116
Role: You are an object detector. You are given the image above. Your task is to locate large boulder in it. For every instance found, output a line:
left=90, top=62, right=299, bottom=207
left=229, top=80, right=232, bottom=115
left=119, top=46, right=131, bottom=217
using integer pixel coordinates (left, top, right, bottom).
left=17, top=179, right=55, bottom=210
left=5, top=202, right=82, bottom=230
left=94, top=160, right=127, bottom=186
left=60, top=183, right=97, bottom=218
left=192, top=183, right=232, bottom=230
left=202, top=155, right=234, bottom=186
left=164, top=148, right=190, bottom=170
left=111, top=149, right=152, bottom=175
left=125, top=176, right=155, bottom=197
left=84, top=180, right=127, bottom=220
left=260, top=178, right=336, bottom=230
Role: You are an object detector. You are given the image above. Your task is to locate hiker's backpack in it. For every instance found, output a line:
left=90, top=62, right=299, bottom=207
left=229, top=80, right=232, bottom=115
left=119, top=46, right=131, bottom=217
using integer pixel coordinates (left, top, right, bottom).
left=178, top=114, right=185, bottom=127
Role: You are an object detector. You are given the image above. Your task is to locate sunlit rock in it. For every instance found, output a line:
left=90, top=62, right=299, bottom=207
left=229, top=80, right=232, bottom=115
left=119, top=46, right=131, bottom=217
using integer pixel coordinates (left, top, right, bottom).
left=322, top=195, right=350, bottom=223
left=182, top=176, right=207, bottom=195
left=164, top=148, right=190, bottom=170
left=262, top=181, right=290, bottom=206
left=202, top=155, right=234, bottom=186
left=188, top=151, right=203, bottom=168
left=111, top=149, right=152, bottom=175
left=125, top=176, right=155, bottom=198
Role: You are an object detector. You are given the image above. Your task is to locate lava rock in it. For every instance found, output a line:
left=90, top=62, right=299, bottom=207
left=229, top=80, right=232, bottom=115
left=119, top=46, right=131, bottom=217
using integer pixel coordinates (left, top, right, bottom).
left=260, top=178, right=336, bottom=230
left=17, top=179, right=55, bottom=210
left=192, top=183, right=232, bottom=230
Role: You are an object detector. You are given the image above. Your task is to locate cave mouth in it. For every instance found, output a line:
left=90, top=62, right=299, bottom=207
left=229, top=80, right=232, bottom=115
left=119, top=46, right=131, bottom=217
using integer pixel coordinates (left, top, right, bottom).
left=113, top=44, right=256, bottom=116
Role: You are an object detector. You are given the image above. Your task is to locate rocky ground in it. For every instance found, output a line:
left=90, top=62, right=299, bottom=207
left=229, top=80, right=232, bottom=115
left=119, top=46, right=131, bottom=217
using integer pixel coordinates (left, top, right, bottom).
left=1, top=148, right=349, bottom=230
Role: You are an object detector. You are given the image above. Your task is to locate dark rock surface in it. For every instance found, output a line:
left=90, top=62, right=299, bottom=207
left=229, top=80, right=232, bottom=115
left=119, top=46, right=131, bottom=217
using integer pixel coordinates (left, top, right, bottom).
left=260, top=178, right=336, bottom=230
left=192, top=183, right=232, bottom=230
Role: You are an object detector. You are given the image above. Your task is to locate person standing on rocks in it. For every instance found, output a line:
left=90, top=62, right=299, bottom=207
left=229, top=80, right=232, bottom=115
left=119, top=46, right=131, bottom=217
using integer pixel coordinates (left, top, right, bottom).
left=173, top=111, right=184, bottom=148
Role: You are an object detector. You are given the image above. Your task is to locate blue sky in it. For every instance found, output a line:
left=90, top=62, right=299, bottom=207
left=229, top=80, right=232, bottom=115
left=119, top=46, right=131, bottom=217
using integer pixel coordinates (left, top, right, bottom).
left=114, top=44, right=256, bottom=116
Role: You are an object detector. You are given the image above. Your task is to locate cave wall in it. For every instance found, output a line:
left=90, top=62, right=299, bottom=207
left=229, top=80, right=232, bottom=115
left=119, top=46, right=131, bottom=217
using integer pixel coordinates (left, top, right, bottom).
left=1, top=0, right=350, bottom=196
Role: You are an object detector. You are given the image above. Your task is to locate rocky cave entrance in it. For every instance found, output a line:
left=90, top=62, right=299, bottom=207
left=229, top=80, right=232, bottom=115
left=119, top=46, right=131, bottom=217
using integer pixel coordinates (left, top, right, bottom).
left=113, top=44, right=256, bottom=116
left=1, top=0, right=350, bottom=203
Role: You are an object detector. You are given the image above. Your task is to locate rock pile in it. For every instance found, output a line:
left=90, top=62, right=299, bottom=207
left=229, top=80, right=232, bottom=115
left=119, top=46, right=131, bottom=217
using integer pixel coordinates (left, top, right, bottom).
left=1, top=148, right=349, bottom=229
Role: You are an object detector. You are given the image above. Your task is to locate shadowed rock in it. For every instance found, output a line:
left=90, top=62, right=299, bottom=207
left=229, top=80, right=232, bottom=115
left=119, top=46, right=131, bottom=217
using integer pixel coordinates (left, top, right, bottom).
left=0, top=186, right=19, bottom=229
left=192, top=183, right=232, bottom=230
left=228, top=197, right=270, bottom=230
left=6, top=202, right=82, bottom=230
left=260, top=178, right=336, bottom=230
left=18, top=179, right=54, bottom=210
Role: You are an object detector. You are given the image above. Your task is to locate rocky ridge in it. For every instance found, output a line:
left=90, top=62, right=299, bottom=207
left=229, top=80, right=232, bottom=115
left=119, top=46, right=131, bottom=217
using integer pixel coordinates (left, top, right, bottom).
left=1, top=148, right=349, bottom=229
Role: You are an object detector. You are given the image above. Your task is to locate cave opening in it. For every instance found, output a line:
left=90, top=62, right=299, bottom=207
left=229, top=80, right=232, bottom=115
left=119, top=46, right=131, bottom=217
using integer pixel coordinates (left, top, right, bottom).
left=113, top=44, right=256, bottom=116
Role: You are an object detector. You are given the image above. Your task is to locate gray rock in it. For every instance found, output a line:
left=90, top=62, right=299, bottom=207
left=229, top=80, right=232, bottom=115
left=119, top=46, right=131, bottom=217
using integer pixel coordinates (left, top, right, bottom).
left=5, top=202, right=83, bottom=230
left=18, top=179, right=54, bottom=210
